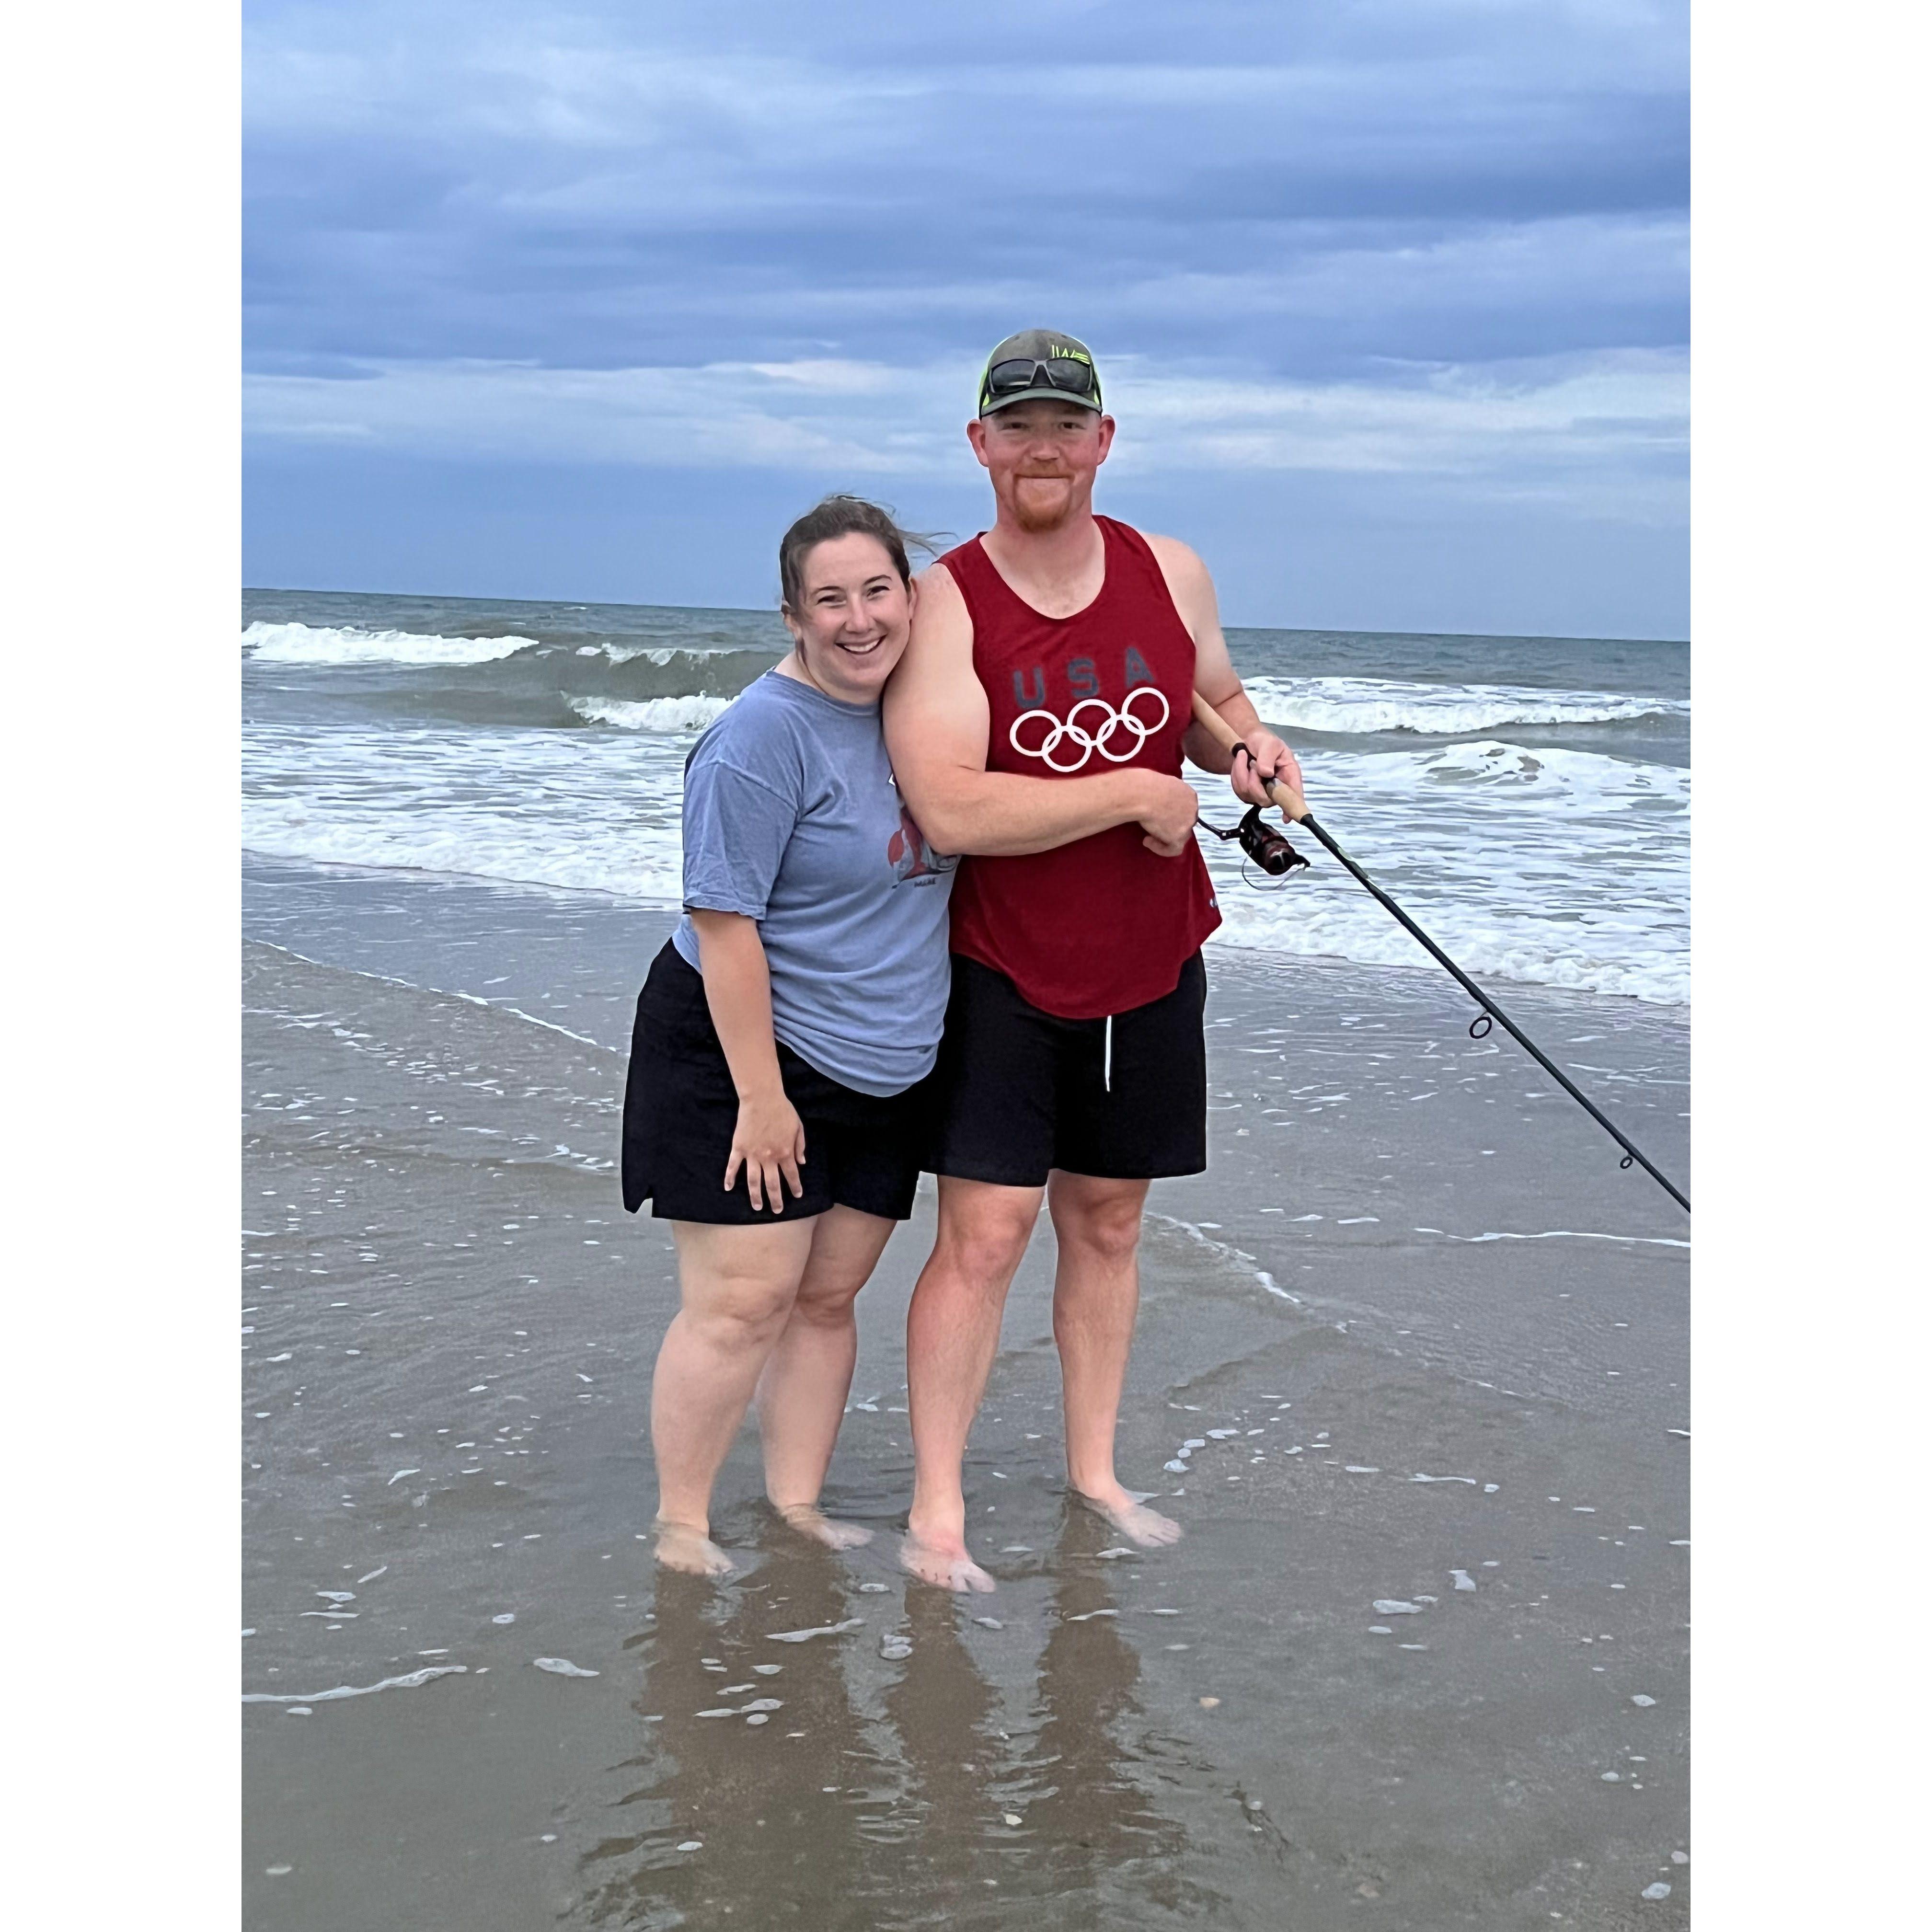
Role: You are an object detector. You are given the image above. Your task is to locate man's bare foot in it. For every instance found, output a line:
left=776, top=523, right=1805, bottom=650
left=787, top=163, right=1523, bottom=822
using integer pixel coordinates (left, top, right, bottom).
left=775, top=1503, right=874, bottom=1551
left=653, top=1517, right=736, bottom=1577
left=899, top=1531, right=997, bottom=1593
left=1073, top=1484, right=1183, bottom=1548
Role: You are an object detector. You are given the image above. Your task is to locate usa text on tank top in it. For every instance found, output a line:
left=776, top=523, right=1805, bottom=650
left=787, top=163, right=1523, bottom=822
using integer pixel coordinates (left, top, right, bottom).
left=941, top=516, right=1222, bottom=1021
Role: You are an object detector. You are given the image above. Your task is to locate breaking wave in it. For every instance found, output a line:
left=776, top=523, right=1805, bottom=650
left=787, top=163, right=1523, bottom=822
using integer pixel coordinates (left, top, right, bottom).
left=243, top=621, right=537, bottom=667
left=1244, top=675, right=1685, bottom=737
left=569, top=694, right=735, bottom=732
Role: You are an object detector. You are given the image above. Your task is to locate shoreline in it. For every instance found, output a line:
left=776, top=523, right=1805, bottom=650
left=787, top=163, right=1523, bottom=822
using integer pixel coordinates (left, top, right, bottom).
left=242, top=850, right=1692, bottom=1022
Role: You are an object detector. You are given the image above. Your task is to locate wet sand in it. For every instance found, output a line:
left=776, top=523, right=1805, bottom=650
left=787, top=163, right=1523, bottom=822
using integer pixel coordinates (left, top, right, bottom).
left=242, top=859, right=1689, bottom=1929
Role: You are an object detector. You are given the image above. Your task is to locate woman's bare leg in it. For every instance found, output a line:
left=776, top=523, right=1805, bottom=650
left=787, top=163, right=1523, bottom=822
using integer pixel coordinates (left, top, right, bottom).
left=651, top=1216, right=816, bottom=1576
left=758, top=1204, right=896, bottom=1546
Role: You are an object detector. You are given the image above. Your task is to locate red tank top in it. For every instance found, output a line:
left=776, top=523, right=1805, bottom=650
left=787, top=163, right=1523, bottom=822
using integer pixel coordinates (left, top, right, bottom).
left=941, top=516, right=1221, bottom=1019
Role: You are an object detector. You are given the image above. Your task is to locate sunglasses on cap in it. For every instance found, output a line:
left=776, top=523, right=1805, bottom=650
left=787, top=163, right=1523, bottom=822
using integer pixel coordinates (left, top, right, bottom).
left=981, top=356, right=1100, bottom=408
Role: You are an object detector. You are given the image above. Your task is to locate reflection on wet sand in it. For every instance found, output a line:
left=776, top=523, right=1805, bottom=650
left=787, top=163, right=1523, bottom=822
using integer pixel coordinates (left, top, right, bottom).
left=878, top=1583, right=1008, bottom=1893
left=1008, top=1510, right=1209, bottom=1922
left=573, top=1506, right=1223, bottom=1927
left=578, top=1523, right=882, bottom=1927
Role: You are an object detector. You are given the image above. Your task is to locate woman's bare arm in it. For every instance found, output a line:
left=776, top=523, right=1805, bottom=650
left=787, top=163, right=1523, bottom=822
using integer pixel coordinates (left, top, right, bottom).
left=688, top=908, right=805, bottom=1212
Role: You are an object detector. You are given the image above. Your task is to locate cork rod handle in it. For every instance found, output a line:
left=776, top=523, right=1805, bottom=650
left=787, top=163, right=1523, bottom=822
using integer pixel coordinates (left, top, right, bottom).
left=1189, top=690, right=1308, bottom=822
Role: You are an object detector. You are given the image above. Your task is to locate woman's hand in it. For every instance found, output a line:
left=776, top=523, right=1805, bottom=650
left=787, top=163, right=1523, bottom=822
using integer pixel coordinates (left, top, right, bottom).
left=688, top=909, right=803, bottom=1210
left=724, top=1081, right=807, bottom=1212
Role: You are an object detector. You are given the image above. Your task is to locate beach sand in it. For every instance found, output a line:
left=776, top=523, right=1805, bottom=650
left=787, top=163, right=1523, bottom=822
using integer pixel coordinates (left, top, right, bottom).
left=242, top=860, right=1689, bottom=1929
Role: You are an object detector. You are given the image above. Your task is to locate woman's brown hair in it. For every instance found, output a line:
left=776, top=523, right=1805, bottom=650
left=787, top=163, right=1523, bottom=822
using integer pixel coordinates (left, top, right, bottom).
left=778, top=495, right=943, bottom=612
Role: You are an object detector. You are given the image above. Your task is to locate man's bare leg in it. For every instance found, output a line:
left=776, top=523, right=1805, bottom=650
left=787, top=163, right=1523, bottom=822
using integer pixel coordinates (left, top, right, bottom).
left=901, top=1176, right=1043, bottom=1590
left=651, top=1216, right=816, bottom=1576
left=757, top=1204, right=896, bottom=1549
left=1047, top=1171, right=1182, bottom=1548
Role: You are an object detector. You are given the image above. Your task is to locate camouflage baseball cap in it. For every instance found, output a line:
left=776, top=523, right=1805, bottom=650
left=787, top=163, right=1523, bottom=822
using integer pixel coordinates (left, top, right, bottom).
left=977, top=329, right=1104, bottom=416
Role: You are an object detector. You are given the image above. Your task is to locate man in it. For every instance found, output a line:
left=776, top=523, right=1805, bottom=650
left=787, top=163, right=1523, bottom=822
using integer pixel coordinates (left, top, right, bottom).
left=883, top=329, right=1304, bottom=1591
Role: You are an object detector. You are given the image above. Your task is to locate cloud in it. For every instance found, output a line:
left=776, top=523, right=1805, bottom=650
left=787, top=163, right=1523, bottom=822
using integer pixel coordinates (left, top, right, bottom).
left=245, top=346, right=1685, bottom=518
left=245, top=4, right=1688, bottom=373
left=242, top=0, right=1689, bottom=628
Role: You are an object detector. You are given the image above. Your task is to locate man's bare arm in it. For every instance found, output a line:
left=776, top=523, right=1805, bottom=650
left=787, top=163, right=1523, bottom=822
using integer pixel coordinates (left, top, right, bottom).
left=1147, top=533, right=1305, bottom=810
left=882, top=562, right=1200, bottom=857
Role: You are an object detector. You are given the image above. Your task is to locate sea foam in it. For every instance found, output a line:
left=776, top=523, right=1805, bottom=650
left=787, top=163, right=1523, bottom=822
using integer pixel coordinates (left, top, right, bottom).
left=1189, top=740, right=1688, bottom=1005
left=241, top=724, right=1688, bottom=1004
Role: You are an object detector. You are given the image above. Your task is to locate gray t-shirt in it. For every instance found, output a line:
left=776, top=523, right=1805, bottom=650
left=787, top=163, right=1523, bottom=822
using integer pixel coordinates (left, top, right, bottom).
left=671, top=669, right=956, bottom=1096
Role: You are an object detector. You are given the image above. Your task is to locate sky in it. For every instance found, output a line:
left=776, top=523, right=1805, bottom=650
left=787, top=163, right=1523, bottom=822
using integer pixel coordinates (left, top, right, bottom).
left=243, top=0, right=1689, bottom=636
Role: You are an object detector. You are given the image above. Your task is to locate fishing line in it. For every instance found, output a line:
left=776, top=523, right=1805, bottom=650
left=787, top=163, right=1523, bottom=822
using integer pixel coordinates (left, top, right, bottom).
left=1190, top=693, right=1689, bottom=1214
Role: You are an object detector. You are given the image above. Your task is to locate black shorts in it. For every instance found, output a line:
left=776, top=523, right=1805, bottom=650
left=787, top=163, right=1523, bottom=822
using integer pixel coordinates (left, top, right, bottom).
left=926, top=952, right=1208, bottom=1188
left=621, top=942, right=931, bottom=1225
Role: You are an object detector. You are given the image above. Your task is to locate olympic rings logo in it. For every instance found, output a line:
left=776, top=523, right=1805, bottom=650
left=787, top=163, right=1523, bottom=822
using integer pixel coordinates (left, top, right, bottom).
left=1008, top=687, right=1172, bottom=772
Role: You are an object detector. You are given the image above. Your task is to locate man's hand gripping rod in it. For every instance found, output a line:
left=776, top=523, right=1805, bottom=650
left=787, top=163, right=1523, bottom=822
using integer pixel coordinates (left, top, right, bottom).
left=1189, top=691, right=1689, bottom=1214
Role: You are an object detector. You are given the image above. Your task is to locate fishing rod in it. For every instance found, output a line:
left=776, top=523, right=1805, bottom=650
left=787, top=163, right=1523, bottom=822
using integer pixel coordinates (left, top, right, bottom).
left=1190, top=691, right=1689, bottom=1215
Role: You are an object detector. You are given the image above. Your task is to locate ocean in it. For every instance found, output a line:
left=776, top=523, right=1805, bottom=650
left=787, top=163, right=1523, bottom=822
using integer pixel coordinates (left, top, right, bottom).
left=241, top=586, right=1690, bottom=1926
left=242, top=589, right=1689, bottom=1008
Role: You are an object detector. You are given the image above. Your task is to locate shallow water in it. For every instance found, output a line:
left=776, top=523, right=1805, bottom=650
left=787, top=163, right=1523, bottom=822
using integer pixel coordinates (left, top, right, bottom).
left=243, top=865, right=1688, bottom=1929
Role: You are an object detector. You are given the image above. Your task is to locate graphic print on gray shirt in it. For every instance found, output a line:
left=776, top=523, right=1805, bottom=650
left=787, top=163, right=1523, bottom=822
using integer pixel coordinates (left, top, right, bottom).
left=671, top=670, right=956, bottom=1096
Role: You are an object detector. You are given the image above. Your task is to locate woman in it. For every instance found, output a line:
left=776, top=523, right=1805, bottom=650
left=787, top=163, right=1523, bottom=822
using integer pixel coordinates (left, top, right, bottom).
left=621, top=497, right=955, bottom=1576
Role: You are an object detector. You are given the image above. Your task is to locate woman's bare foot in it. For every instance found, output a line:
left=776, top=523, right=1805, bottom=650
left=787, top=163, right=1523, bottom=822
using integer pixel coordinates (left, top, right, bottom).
left=653, top=1517, right=736, bottom=1577
left=898, top=1531, right=997, bottom=1593
left=1073, top=1484, right=1183, bottom=1548
left=776, top=1503, right=874, bottom=1551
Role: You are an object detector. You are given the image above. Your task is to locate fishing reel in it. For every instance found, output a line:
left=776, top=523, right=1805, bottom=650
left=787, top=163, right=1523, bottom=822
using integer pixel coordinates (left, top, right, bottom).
left=1236, top=805, right=1309, bottom=876
left=1200, top=804, right=1311, bottom=882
